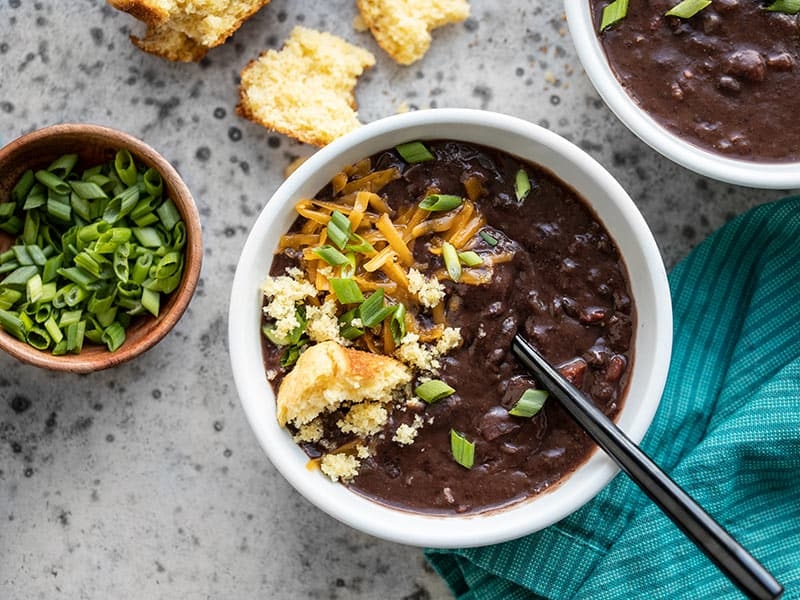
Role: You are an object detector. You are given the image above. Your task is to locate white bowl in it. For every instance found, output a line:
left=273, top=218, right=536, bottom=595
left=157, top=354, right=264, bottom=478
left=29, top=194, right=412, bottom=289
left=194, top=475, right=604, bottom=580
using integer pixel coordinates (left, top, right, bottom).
left=565, top=2, right=800, bottom=190
left=228, top=108, right=672, bottom=548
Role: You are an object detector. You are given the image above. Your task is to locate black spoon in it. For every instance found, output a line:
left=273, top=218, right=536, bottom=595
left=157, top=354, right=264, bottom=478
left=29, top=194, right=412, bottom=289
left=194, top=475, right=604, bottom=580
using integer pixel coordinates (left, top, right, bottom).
left=511, top=333, right=783, bottom=600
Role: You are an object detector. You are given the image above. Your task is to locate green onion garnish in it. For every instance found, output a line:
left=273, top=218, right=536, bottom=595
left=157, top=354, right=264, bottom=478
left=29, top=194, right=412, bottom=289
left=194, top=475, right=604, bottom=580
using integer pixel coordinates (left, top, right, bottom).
left=457, top=250, right=483, bottom=267
left=329, top=277, right=365, bottom=305
left=600, top=0, right=629, bottom=31
left=665, top=0, right=711, bottom=18
left=358, top=288, right=395, bottom=328
left=0, top=151, right=187, bottom=355
left=338, top=308, right=365, bottom=340
left=395, top=141, right=435, bottom=163
left=515, top=169, right=531, bottom=203
left=312, top=245, right=350, bottom=266
left=509, top=389, right=549, bottom=418
left=327, top=210, right=352, bottom=250
left=441, top=241, right=461, bottom=282
left=415, top=379, right=455, bottom=403
left=347, top=233, right=375, bottom=254
left=479, top=230, right=498, bottom=246
left=419, top=194, right=463, bottom=212
left=765, top=0, right=800, bottom=13
left=389, top=303, right=407, bottom=344
left=450, top=430, right=475, bottom=469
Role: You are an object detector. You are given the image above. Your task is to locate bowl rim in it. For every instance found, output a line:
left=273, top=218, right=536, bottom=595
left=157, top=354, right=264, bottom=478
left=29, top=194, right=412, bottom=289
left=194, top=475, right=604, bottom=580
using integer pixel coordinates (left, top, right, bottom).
left=229, top=108, right=673, bottom=548
left=0, top=122, right=203, bottom=373
left=564, top=2, right=800, bottom=190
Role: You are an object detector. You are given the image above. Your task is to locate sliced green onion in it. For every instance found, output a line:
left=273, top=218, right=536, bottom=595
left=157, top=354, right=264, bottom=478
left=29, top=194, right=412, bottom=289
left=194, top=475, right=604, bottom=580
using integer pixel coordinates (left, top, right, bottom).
left=329, top=278, right=364, bottom=305
left=114, top=149, right=138, bottom=186
left=34, top=170, right=70, bottom=196
left=312, top=245, right=350, bottom=266
left=327, top=210, right=352, bottom=250
left=515, top=169, right=531, bottom=202
left=101, top=321, right=126, bottom=352
left=509, top=389, right=549, bottom=417
left=47, top=197, right=72, bottom=223
left=47, top=153, right=78, bottom=178
left=143, top=168, right=163, bottom=197
left=1, top=151, right=184, bottom=355
left=390, top=303, right=407, bottom=344
left=450, top=430, right=475, bottom=469
left=103, top=186, right=140, bottom=224
left=0, top=309, right=26, bottom=341
left=359, top=288, right=394, bottom=328
left=395, top=141, right=434, bottom=163
left=141, top=287, right=160, bottom=317
left=665, top=0, right=711, bottom=18
left=765, top=0, right=800, bottom=13
left=457, top=250, right=483, bottom=267
left=26, top=326, right=51, bottom=350
left=70, top=181, right=108, bottom=200
left=26, top=273, right=43, bottom=304
left=479, top=230, right=498, bottom=246
left=131, top=226, right=163, bottom=248
left=155, top=198, right=181, bottom=231
left=415, top=379, right=455, bottom=403
left=441, top=241, right=461, bottom=282
left=2, top=265, right=39, bottom=289
left=346, top=233, right=375, bottom=255
left=600, top=0, right=629, bottom=31
left=419, top=194, right=463, bottom=212
left=12, top=170, right=35, bottom=203
left=338, top=308, right=365, bottom=340
left=44, top=316, right=63, bottom=344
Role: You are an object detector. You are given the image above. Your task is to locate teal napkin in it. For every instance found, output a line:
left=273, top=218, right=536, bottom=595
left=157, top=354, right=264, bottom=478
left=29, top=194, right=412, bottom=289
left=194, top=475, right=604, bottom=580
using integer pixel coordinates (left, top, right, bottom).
left=426, top=196, right=800, bottom=598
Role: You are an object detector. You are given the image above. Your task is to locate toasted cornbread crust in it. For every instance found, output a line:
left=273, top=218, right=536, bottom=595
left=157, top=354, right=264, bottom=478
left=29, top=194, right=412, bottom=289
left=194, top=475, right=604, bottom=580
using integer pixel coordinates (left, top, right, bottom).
left=276, top=340, right=411, bottom=427
left=356, top=0, right=470, bottom=65
left=108, top=0, right=272, bottom=61
left=236, top=26, right=376, bottom=146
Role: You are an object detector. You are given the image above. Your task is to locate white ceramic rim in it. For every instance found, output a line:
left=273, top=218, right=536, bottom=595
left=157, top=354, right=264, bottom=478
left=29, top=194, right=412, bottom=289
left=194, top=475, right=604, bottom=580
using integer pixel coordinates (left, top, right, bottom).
left=229, top=108, right=673, bottom=548
left=564, top=2, right=800, bottom=190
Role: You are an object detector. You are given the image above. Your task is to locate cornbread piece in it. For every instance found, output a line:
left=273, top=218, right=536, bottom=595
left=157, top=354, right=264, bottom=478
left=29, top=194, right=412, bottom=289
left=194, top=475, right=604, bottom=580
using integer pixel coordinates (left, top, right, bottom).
left=276, top=340, right=411, bottom=427
left=108, top=0, right=271, bottom=61
left=237, top=27, right=376, bottom=147
left=356, top=0, right=470, bottom=65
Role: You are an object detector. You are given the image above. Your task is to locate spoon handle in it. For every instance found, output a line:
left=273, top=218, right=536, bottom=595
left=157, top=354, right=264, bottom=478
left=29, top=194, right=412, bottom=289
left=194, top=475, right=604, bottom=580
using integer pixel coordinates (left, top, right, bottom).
left=511, top=334, right=783, bottom=600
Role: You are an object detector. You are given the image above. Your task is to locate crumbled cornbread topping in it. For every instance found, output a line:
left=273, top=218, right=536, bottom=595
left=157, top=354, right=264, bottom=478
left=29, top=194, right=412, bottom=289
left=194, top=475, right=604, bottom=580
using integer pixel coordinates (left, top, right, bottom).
left=337, top=402, right=389, bottom=437
left=320, top=453, right=360, bottom=482
left=261, top=269, right=315, bottom=341
left=392, top=414, right=424, bottom=445
left=408, top=268, right=445, bottom=308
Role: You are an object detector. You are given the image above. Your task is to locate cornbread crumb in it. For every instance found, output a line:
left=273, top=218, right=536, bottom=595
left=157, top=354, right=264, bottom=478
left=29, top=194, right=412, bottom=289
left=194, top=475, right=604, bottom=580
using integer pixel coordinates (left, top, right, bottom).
left=408, top=268, right=445, bottom=308
left=237, top=26, right=376, bottom=147
left=337, top=402, right=389, bottom=437
left=261, top=270, right=316, bottom=342
left=306, top=298, right=348, bottom=345
left=276, top=340, right=411, bottom=426
left=356, top=0, right=470, bottom=65
left=393, top=414, right=424, bottom=445
left=320, top=453, right=360, bottom=482
left=108, top=0, right=271, bottom=61
left=436, top=326, right=462, bottom=354
left=395, top=327, right=461, bottom=372
left=396, top=332, right=440, bottom=372
left=293, top=419, right=324, bottom=444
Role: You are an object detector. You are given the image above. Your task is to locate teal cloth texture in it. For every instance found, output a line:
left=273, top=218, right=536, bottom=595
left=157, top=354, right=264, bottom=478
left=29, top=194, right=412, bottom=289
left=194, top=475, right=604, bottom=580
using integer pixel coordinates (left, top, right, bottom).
left=426, top=196, right=800, bottom=599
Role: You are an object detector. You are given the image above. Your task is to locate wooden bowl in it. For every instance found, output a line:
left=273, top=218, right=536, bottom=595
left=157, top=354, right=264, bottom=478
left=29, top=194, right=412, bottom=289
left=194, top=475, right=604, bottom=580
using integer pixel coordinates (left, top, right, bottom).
left=0, top=123, right=202, bottom=372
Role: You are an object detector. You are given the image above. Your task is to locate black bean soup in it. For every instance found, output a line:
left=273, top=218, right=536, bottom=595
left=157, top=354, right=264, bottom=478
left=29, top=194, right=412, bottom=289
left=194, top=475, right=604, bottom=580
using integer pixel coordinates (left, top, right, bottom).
left=263, top=141, right=635, bottom=514
left=592, top=0, right=800, bottom=161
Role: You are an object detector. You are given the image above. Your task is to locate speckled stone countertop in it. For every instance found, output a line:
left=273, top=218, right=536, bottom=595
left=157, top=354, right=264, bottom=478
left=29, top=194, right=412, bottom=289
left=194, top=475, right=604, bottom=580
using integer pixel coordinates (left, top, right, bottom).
left=0, top=1, right=797, bottom=599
